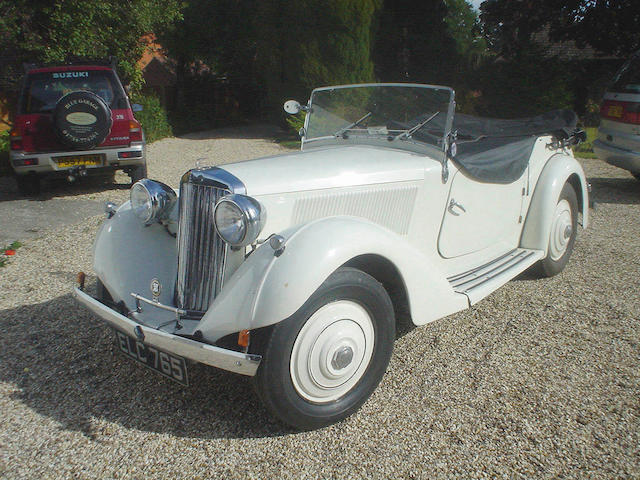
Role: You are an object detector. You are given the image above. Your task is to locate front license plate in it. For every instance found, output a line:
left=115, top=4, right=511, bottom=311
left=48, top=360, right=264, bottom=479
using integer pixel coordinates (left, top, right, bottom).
left=114, top=330, right=189, bottom=386
left=55, top=154, right=104, bottom=168
left=607, top=105, right=624, bottom=118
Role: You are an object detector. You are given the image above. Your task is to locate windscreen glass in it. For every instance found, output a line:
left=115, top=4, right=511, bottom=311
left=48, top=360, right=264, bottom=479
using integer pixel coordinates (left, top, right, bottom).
left=306, top=84, right=453, bottom=149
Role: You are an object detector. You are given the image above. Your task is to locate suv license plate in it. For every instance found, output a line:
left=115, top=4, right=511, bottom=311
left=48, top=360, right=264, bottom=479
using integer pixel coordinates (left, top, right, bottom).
left=114, top=330, right=188, bottom=386
left=607, top=105, right=623, bottom=118
left=55, top=154, right=104, bottom=168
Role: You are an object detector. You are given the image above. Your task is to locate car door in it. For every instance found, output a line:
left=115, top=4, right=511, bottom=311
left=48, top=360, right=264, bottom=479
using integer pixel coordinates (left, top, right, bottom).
left=437, top=166, right=526, bottom=258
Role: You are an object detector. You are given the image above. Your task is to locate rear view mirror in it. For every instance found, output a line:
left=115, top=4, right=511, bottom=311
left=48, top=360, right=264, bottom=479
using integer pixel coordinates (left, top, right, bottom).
left=284, top=100, right=302, bottom=115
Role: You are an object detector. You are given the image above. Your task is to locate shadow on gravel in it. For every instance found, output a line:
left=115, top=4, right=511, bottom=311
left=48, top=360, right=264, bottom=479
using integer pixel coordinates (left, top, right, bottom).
left=588, top=176, right=640, bottom=205
left=177, top=124, right=287, bottom=142
left=0, top=175, right=130, bottom=203
left=0, top=293, right=294, bottom=440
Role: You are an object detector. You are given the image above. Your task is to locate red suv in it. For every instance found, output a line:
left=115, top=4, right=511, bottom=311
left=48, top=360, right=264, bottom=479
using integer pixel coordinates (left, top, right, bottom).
left=10, top=60, right=147, bottom=195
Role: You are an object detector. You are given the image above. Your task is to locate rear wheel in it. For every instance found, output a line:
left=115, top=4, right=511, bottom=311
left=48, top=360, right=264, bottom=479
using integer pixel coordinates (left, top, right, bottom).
left=632, top=172, right=640, bottom=181
left=128, top=163, right=147, bottom=184
left=15, top=175, right=41, bottom=196
left=253, top=267, right=395, bottom=430
left=534, top=182, right=578, bottom=277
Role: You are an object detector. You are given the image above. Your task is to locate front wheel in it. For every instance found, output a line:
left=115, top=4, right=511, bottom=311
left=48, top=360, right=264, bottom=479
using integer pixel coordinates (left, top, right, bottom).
left=128, top=163, right=148, bottom=184
left=534, top=182, right=578, bottom=277
left=15, top=174, right=41, bottom=196
left=252, top=267, right=395, bottom=430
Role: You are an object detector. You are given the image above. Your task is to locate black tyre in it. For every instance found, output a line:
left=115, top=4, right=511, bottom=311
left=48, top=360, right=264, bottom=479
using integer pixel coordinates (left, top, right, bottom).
left=53, top=91, right=112, bottom=150
left=632, top=172, right=640, bottom=181
left=253, top=267, right=395, bottom=430
left=534, top=182, right=578, bottom=277
left=128, top=163, right=147, bottom=184
left=15, top=174, right=41, bottom=196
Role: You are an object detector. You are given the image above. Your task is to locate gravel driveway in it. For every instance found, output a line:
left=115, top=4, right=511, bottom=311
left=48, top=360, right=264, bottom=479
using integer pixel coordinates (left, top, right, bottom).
left=0, top=127, right=639, bottom=479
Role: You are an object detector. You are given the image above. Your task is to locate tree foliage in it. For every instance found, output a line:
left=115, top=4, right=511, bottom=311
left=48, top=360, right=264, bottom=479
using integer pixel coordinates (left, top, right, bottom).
left=0, top=0, right=182, bottom=99
left=374, top=0, right=484, bottom=96
left=481, top=0, right=640, bottom=58
left=161, top=0, right=382, bottom=117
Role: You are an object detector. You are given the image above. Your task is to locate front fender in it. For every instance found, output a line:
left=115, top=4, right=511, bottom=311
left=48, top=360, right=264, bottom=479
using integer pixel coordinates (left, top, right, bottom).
left=198, top=216, right=468, bottom=342
left=520, top=153, right=589, bottom=253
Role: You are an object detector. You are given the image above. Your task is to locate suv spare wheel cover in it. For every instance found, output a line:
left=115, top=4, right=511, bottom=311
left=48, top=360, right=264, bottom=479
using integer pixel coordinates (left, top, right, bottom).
left=53, top=91, right=113, bottom=150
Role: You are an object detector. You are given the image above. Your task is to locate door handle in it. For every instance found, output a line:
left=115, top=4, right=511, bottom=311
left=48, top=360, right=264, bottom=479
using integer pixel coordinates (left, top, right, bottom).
left=448, top=199, right=466, bottom=216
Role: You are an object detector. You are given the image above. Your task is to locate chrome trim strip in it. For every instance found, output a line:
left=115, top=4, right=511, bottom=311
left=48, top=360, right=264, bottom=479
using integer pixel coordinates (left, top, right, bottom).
left=176, top=167, right=246, bottom=311
left=180, top=167, right=246, bottom=194
left=131, top=292, right=187, bottom=315
left=74, top=288, right=261, bottom=376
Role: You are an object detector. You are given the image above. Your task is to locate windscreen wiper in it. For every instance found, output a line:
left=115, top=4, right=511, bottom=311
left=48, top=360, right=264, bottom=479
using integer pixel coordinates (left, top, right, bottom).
left=334, top=112, right=372, bottom=138
left=394, top=112, right=439, bottom=141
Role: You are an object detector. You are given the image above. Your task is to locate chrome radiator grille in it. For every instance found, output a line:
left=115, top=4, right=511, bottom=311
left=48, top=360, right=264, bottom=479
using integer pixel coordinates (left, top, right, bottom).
left=176, top=181, right=229, bottom=312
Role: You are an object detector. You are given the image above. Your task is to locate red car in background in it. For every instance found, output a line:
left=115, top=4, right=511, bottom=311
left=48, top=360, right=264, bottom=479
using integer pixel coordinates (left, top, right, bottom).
left=10, top=59, right=147, bottom=195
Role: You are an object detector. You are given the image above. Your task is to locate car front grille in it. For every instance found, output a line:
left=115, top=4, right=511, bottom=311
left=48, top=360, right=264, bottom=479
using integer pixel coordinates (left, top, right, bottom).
left=175, top=180, right=229, bottom=312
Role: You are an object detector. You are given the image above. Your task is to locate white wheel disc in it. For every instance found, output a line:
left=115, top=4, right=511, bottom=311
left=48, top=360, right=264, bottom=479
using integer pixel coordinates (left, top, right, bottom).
left=549, top=198, right=573, bottom=261
left=290, top=300, right=375, bottom=403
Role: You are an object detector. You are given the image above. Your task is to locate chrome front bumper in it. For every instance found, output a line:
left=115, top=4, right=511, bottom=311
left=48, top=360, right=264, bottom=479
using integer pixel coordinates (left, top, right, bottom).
left=73, top=287, right=261, bottom=376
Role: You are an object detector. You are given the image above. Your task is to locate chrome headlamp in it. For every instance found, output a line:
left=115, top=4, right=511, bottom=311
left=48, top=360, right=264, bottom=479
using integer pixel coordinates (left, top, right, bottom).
left=130, top=179, right=177, bottom=225
left=213, top=194, right=266, bottom=247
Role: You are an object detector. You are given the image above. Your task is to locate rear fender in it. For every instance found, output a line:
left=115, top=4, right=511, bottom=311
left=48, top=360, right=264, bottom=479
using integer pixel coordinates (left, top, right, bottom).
left=198, top=216, right=468, bottom=342
left=520, top=153, right=589, bottom=253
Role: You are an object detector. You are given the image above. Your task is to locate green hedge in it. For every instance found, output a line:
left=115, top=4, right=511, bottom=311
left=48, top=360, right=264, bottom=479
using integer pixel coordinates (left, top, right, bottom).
left=130, top=93, right=172, bottom=144
left=0, top=131, right=10, bottom=177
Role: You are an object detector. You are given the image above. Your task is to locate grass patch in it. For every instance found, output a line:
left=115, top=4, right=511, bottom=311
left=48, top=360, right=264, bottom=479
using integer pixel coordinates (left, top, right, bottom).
left=0, top=241, right=22, bottom=267
left=574, top=127, right=598, bottom=159
left=278, top=140, right=301, bottom=149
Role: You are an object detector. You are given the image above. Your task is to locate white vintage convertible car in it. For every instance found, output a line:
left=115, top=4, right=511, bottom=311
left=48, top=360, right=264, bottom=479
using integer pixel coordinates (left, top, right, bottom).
left=74, top=83, right=589, bottom=430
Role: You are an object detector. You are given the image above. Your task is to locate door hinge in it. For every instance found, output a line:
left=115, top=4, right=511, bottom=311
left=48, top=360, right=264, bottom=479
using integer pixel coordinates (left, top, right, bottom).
left=518, top=215, right=523, bottom=223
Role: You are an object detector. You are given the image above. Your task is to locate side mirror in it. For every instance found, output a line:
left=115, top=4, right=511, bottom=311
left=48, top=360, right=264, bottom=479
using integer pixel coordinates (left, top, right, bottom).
left=284, top=100, right=302, bottom=115
left=132, top=103, right=143, bottom=112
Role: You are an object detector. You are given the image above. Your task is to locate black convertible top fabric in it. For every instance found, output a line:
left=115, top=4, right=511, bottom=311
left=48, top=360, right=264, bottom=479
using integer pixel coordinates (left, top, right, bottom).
left=452, top=109, right=578, bottom=184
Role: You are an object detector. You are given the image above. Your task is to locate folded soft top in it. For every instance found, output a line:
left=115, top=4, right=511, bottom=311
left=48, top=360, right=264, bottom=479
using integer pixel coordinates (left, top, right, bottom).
left=452, top=109, right=578, bottom=184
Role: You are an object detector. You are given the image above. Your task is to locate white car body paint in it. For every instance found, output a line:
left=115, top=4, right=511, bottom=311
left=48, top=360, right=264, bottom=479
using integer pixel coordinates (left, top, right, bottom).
left=92, top=136, right=588, bottom=345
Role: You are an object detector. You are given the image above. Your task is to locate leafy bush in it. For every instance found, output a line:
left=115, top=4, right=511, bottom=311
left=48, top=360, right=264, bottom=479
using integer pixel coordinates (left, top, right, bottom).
left=130, top=93, right=172, bottom=143
left=0, top=131, right=11, bottom=177
left=573, top=127, right=598, bottom=159
left=473, top=48, right=575, bottom=118
left=285, top=112, right=306, bottom=135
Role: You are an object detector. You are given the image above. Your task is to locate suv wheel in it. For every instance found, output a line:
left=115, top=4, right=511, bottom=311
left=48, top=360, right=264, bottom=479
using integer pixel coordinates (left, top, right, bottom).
left=128, top=163, right=148, bottom=184
left=15, top=175, right=41, bottom=196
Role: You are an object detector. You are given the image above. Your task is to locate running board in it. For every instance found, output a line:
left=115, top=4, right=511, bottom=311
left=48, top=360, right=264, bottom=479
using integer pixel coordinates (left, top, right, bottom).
left=447, top=248, right=544, bottom=305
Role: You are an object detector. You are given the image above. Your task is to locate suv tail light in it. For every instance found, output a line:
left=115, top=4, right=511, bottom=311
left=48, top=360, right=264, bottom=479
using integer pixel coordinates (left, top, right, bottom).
left=129, top=120, right=143, bottom=142
left=10, top=129, right=23, bottom=151
left=601, top=100, right=640, bottom=125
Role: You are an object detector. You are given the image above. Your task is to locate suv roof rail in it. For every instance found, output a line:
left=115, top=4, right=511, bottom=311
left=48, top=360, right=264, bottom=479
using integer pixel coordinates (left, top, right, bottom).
left=22, top=56, right=118, bottom=72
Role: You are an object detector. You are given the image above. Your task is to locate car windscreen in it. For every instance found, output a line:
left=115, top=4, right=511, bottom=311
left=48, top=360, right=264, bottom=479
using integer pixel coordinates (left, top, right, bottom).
left=306, top=85, right=453, bottom=150
left=611, top=52, right=640, bottom=94
left=20, top=70, right=128, bottom=114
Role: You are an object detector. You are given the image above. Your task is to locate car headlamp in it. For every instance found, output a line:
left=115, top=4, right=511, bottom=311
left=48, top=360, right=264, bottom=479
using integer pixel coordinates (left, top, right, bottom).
left=130, top=179, right=177, bottom=225
left=214, top=194, right=266, bottom=247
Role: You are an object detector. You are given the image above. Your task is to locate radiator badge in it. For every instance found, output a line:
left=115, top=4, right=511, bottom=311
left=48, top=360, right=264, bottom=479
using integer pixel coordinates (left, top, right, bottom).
left=150, top=278, right=162, bottom=300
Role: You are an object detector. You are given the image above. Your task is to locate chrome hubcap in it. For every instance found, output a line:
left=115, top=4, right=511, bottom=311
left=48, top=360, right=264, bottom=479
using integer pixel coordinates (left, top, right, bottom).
left=290, top=300, right=374, bottom=403
left=331, top=346, right=354, bottom=370
left=564, top=225, right=573, bottom=240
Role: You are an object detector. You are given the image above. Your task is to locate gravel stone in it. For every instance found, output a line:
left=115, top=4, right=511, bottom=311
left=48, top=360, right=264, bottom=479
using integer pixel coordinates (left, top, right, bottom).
left=0, top=128, right=639, bottom=479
